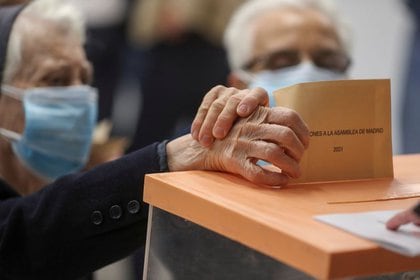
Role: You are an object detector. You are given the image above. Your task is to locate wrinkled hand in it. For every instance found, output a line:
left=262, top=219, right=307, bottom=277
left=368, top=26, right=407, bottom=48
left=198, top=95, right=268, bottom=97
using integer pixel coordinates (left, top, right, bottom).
left=168, top=106, right=309, bottom=186
left=386, top=202, right=420, bottom=230
left=191, top=86, right=269, bottom=147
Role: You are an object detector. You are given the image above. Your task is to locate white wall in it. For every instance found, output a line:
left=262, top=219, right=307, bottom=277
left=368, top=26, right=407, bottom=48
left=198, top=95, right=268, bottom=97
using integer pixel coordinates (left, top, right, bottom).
left=334, top=0, right=415, bottom=154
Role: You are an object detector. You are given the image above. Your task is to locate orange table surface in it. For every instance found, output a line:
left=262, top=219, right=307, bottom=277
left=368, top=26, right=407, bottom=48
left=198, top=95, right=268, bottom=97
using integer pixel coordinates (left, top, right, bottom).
left=143, top=154, right=420, bottom=279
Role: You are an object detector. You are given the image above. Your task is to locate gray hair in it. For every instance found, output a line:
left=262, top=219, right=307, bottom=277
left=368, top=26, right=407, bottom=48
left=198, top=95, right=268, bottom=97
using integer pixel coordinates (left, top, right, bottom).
left=3, top=0, right=86, bottom=83
left=223, top=0, right=352, bottom=72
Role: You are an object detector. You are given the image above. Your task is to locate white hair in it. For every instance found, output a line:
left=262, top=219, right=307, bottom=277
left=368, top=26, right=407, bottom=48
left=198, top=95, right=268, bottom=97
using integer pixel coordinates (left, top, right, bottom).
left=223, top=0, right=352, bottom=71
left=3, top=0, right=86, bottom=83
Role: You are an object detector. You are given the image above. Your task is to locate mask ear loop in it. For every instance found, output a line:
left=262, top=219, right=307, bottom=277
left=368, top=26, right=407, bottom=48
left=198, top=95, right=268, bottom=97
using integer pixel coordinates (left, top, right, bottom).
left=0, top=86, right=23, bottom=142
left=0, top=128, right=21, bottom=142
left=1, top=85, right=24, bottom=101
left=234, top=69, right=255, bottom=83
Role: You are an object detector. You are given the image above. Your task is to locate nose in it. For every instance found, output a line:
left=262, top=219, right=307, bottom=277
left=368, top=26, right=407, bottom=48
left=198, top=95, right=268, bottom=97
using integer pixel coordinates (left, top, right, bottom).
left=69, top=75, right=84, bottom=86
left=300, top=53, right=313, bottom=64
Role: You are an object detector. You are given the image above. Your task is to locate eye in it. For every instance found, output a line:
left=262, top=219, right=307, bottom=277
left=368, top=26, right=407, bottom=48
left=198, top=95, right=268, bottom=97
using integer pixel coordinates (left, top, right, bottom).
left=313, top=50, right=350, bottom=73
left=266, top=50, right=300, bottom=70
left=81, top=68, right=93, bottom=85
left=39, top=73, right=70, bottom=87
left=49, top=76, right=67, bottom=87
left=244, top=50, right=300, bottom=72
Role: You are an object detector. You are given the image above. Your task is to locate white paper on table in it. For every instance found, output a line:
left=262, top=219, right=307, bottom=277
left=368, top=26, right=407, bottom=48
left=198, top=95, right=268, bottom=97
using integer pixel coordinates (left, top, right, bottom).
left=314, top=210, right=420, bottom=257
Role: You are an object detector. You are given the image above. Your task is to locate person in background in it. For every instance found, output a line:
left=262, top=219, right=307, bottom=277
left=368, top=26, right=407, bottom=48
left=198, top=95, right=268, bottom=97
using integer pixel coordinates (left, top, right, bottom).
left=0, top=1, right=309, bottom=279
left=192, top=0, right=351, bottom=148
left=126, top=0, right=246, bottom=152
left=402, top=0, right=420, bottom=154
left=65, top=0, right=130, bottom=122
left=221, top=0, right=350, bottom=120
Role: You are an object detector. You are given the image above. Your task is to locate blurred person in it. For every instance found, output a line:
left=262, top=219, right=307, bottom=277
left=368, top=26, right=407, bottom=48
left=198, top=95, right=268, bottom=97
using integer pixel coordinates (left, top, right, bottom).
left=192, top=0, right=352, bottom=147
left=222, top=0, right=351, bottom=116
left=392, top=2, right=420, bottom=268
left=0, top=1, right=309, bottom=279
left=66, top=0, right=130, bottom=122
left=126, top=0, right=246, bottom=152
left=402, top=0, right=420, bottom=154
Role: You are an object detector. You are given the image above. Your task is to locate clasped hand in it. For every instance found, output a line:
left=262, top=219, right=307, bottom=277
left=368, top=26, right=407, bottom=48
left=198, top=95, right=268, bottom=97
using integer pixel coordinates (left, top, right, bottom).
left=167, top=86, right=309, bottom=187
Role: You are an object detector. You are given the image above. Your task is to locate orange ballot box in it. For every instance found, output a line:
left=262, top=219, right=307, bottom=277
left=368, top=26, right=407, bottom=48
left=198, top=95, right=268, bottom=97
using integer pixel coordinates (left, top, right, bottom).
left=142, top=80, right=419, bottom=279
left=143, top=154, right=420, bottom=280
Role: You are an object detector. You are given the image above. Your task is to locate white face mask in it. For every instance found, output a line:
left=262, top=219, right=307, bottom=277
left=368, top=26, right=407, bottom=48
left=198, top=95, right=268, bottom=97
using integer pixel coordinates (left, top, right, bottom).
left=244, top=62, right=348, bottom=107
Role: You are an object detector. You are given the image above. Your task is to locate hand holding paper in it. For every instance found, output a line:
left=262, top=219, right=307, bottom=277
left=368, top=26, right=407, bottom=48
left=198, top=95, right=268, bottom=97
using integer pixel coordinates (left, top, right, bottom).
left=315, top=210, right=420, bottom=257
left=386, top=201, right=420, bottom=230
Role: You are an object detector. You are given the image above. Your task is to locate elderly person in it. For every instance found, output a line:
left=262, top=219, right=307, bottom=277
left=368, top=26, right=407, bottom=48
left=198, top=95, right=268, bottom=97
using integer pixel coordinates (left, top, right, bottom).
left=219, top=0, right=351, bottom=112
left=0, top=1, right=309, bottom=279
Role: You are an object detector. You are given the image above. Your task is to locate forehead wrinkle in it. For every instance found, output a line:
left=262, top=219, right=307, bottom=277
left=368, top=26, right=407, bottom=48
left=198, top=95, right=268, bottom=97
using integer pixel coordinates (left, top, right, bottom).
left=250, top=7, right=342, bottom=59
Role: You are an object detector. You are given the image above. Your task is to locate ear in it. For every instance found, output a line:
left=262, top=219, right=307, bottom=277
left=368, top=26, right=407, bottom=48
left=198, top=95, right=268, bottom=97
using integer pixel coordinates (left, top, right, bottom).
left=227, top=73, right=248, bottom=89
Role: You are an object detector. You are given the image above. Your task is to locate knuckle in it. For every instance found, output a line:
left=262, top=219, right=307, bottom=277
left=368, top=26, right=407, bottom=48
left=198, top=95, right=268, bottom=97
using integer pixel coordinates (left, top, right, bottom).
left=262, top=143, right=278, bottom=158
left=211, top=99, right=228, bottom=112
left=216, top=114, right=232, bottom=126
left=282, top=107, right=299, bottom=120
left=279, top=127, right=295, bottom=144
left=228, top=93, right=244, bottom=103
left=215, top=86, right=236, bottom=99
left=212, top=85, right=226, bottom=92
left=198, top=101, right=212, bottom=111
left=195, top=107, right=207, bottom=117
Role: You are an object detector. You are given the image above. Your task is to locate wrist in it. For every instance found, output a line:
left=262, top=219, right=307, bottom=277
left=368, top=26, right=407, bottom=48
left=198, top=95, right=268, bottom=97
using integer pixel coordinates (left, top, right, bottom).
left=166, top=134, right=207, bottom=172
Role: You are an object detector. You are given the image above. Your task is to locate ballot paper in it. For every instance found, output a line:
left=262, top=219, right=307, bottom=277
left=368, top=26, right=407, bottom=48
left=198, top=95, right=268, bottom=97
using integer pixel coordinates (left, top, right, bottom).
left=315, top=210, right=420, bottom=257
left=273, top=79, right=393, bottom=183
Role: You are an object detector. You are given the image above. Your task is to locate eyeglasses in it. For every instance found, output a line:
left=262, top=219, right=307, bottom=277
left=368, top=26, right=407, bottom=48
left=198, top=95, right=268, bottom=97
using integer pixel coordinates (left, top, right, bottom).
left=242, top=49, right=351, bottom=73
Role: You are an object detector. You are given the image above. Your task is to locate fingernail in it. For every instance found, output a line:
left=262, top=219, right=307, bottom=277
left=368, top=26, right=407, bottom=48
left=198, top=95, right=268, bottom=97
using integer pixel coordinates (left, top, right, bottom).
left=238, top=104, right=248, bottom=115
left=200, top=135, right=213, bottom=146
left=213, top=127, right=225, bottom=138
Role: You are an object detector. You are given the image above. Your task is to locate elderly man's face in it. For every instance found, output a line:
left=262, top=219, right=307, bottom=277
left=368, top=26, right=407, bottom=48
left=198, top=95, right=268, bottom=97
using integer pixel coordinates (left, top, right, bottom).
left=10, top=19, right=92, bottom=89
left=244, top=7, right=349, bottom=73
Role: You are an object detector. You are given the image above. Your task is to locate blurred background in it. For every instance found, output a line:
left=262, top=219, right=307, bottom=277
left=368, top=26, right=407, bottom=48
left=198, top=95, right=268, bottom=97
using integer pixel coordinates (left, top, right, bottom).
left=104, top=0, right=415, bottom=156
left=334, top=0, right=414, bottom=155
left=68, top=0, right=415, bottom=278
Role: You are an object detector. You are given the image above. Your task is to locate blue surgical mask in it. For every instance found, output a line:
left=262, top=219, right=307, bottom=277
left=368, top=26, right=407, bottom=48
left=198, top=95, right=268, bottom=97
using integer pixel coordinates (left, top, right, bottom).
left=246, top=62, right=347, bottom=107
left=0, top=85, right=98, bottom=181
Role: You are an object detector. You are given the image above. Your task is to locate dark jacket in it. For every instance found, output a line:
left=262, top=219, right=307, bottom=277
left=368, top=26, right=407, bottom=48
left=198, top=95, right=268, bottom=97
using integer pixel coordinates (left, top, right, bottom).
left=0, top=143, right=162, bottom=279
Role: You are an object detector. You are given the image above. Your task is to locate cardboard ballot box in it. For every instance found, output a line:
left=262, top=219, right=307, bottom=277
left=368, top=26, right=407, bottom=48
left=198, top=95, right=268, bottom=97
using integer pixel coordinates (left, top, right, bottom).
left=143, top=154, right=420, bottom=280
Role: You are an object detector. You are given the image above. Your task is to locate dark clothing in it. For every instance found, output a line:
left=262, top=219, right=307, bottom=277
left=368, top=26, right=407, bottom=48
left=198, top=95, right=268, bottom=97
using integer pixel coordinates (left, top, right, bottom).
left=0, top=4, right=26, bottom=84
left=0, top=143, right=162, bottom=280
left=85, top=24, right=127, bottom=122
left=402, top=0, right=420, bottom=153
left=127, top=32, right=230, bottom=152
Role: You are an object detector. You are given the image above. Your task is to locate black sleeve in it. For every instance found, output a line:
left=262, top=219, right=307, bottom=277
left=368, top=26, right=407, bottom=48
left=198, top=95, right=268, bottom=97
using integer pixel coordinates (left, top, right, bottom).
left=0, top=143, right=162, bottom=280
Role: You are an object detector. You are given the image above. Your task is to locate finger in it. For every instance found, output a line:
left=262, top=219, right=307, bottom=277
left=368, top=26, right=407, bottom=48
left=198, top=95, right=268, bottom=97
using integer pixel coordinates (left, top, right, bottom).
left=386, top=210, right=412, bottom=230
left=236, top=87, right=269, bottom=117
left=212, top=92, right=246, bottom=139
left=244, top=123, right=306, bottom=162
left=247, top=140, right=301, bottom=178
left=213, top=88, right=269, bottom=139
left=266, top=107, right=310, bottom=149
left=239, top=159, right=290, bottom=187
left=191, top=85, right=227, bottom=142
left=198, top=87, right=236, bottom=146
